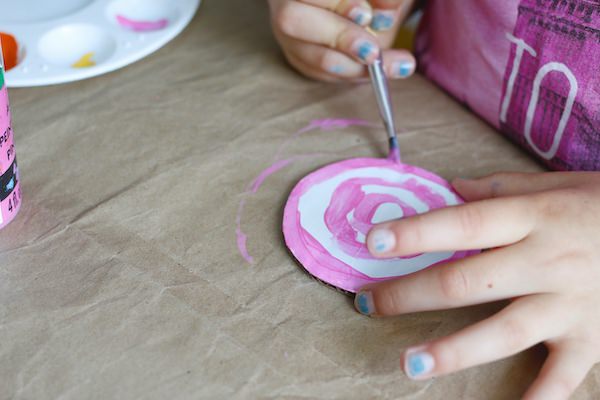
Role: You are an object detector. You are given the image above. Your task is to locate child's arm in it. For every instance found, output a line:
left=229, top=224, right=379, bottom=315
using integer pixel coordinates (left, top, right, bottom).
left=268, top=0, right=417, bottom=81
left=356, top=172, right=600, bottom=400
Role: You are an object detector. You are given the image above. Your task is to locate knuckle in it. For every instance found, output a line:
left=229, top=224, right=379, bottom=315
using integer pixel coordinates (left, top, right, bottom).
left=456, top=205, right=485, bottom=240
left=328, top=0, right=342, bottom=12
left=331, top=27, right=349, bottom=50
left=546, top=250, right=593, bottom=289
left=274, top=3, right=300, bottom=36
left=429, top=341, right=461, bottom=373
left=318, top=50, right=335, bottom=71
left=438, top=266, right=469, bottom=301
left=551, top=377, right=579, bottom=398
left=375, top=286, right=404, bottom=314
left=537, top=188, right=578, bottom=219
left=484, top=172, right=513, bottom=197
left=396, top=217, right=424, bottom=253
left=500, top=317, right=532, bottom=351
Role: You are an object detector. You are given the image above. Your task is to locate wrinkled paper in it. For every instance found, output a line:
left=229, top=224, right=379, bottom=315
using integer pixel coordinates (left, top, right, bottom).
left=1, top=1, right=596, bottom=399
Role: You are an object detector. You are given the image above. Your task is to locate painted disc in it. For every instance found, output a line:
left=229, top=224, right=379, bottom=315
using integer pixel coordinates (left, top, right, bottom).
left=283, top=158, right=479, bottom=293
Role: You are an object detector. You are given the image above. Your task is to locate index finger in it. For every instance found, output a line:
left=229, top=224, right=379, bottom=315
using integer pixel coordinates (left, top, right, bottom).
left=366, top=196, right=537, bottom=257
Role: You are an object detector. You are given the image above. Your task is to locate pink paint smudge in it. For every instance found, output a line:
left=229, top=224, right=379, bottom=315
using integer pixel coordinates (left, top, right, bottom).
left=237, top=118, right=377, bottom=264
left=116, top=15, right=169, bottom=32
left=387, top=143, right=401, bottom=163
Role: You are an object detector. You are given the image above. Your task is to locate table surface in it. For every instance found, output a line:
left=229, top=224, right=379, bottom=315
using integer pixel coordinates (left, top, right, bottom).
left=1, top=1, right=598, bottom=399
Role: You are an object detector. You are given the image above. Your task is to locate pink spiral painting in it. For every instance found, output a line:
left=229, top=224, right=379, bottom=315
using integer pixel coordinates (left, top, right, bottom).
left=283, top=157, right=479, bottom=293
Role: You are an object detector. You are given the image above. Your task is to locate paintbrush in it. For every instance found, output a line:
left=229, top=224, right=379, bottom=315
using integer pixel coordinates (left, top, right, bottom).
left=367, top=44, right=401, bottom=162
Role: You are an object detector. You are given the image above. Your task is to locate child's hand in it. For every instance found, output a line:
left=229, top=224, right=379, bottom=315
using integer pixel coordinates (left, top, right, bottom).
left=268, top=0, right=416, bottom=82
left=356, top=172, right=600, bottom=400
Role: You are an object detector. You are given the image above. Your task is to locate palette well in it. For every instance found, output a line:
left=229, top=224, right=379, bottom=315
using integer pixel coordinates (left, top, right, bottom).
left=283, top=158, right=479, bottom=293
left=0, top=0, right=201, bottom=87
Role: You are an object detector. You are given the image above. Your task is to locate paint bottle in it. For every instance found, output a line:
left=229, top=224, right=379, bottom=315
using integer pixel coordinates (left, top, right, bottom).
left=0, top=38, right=21, bottom=230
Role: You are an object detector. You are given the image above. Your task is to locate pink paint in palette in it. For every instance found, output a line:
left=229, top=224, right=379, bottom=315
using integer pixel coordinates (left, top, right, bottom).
left=283, top=157, right=478, bottom=293
left=116, top=15, right=169, bottom=32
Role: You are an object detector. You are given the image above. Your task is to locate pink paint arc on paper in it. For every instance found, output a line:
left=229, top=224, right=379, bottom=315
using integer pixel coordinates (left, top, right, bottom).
left=235, top=158, right=295, bottom=264
left=250, top=159, right=294, bottom=194
left=299, top=118, right=378, bottom=133
left=274, top=118, right=378, bottom=160
left=116, top=15, right=169, bottom=32
left=282, top=157, right=479, bottom=293
left=236, top=222, right=253, bottom=264
left=236, top=118, right=378, bottom=265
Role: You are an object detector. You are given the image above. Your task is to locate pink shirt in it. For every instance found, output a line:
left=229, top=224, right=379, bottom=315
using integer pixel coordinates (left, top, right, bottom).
left=416, top=0, right=600, bottom=171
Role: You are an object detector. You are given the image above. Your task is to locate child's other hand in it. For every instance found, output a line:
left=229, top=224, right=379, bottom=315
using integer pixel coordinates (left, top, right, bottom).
left=268, top=0, right=416, bottom=82
left=356, top=172, right=600, bottom=400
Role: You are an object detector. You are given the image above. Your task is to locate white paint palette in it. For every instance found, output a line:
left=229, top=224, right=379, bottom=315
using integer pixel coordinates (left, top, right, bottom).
left=0, top=0, right=201, bottom=87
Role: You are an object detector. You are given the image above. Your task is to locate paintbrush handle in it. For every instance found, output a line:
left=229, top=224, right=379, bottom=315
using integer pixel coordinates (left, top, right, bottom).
left=368, top=54, right=398, bottom=142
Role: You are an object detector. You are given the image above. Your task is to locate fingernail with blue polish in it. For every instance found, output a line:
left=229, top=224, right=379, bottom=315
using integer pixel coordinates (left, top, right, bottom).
left=371, top=11, right=395, bottom=31
left=405, top=349, right=435, bottom=379
left=329, top=65, right=345, bottom=75
left=349, top=7, right=372, bottom=26
left=355, top=291, right=375, bottom=315
left=369, top=228, right=395, bottom=254
left=353, top=40, right=378, bottom=63
left=394, top=60, right=414, bottom=78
